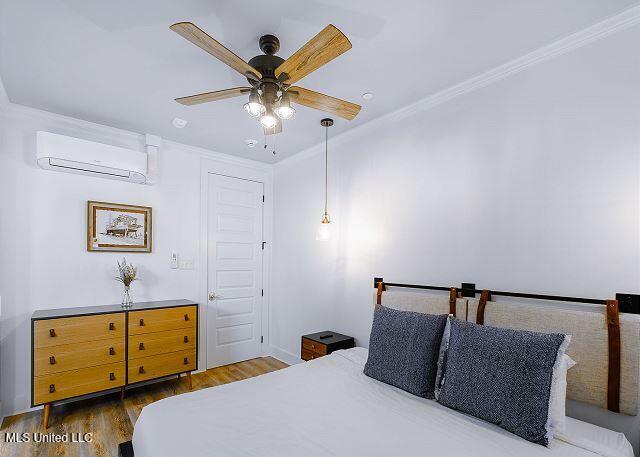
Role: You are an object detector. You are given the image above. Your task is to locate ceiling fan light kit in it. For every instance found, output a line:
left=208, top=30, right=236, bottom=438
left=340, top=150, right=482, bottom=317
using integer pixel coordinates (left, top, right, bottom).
left=170, top=22, right=362, bottom=138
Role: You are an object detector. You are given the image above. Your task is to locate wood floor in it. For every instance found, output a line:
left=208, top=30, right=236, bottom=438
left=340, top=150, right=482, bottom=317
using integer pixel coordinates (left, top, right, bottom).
left=0, top=357, right=288, bottom=457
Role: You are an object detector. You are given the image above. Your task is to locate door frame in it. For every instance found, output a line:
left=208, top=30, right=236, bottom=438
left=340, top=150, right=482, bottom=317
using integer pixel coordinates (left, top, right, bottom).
left=199, top=157, right=273, bottom=371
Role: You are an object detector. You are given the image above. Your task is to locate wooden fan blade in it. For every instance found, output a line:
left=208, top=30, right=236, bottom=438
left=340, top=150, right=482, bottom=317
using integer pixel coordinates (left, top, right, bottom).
left=175, top=87, right=251, bottom=106
left=275, top=24, right=351, bottom=85
left=170, top=22, right=262, bottom=80
left=263, top=119, right=282, bottom=135
left=288, top=87, right=361, bottom=120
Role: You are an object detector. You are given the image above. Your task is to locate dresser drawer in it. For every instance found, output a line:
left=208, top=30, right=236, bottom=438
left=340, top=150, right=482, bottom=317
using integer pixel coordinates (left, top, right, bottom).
left=34, top=338, right=124, bottom=375
left=302, top=338, right=328, bottom=355
left=128, top=306, right=197, bottom=335
left=33, top=361, right=125, bottom=405
left=128, top=328, right=196, bottom=360
left=34, top=313, right=125, bottom=348
left=128, top=349, right=196, bottom=383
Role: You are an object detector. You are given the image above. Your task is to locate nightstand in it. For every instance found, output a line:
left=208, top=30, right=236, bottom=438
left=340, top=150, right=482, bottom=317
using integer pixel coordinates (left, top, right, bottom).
left=301, top=331, right=355, bottom=361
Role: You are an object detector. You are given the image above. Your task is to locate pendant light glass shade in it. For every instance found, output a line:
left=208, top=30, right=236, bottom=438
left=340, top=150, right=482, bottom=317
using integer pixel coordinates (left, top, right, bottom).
left=316, top=220, right=331, bottom=241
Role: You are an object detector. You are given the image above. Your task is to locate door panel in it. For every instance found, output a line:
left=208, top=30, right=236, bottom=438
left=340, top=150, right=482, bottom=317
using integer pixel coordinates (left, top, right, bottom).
left=207, top=174, right=263, bottom=368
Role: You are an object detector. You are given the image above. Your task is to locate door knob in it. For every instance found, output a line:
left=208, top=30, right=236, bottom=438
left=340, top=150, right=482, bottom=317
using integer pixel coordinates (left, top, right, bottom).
left=209, top=292, right=222, bottom=301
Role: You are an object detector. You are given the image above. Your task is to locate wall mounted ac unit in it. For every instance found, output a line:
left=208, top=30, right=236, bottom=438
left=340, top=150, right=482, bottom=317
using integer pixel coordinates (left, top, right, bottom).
left=36, top=131, right=147, bottom=183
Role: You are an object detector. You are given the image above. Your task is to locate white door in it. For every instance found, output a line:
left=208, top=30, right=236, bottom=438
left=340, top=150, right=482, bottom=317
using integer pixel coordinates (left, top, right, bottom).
left=207, top=173, right=264, bottom=368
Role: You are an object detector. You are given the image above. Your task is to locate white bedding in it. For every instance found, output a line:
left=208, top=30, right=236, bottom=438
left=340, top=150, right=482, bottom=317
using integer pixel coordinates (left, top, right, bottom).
left=132, top=348, right=633, bottom=457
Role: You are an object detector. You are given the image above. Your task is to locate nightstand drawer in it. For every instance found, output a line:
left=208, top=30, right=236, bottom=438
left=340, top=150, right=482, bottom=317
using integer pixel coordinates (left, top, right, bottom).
left=34, top=338, right=124, bottom=375
left=302, top=338, right=327, bottom=355
left=128, top=328, right=196, bottom=359
left=33, top=362, right=125, bottom=405
left=301, top=348, right=324, bottom=361
left=128, top=306, right=197, bottom=335
left=34, top=313, right=125, bottom=348
left=128, top=349, right=196, bottom=383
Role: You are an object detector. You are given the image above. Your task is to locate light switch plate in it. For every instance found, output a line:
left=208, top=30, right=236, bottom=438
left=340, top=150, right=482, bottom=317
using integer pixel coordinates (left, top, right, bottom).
left=179, top=259, right=195, bottom=270
left=170, top=253, right=179, bottom=269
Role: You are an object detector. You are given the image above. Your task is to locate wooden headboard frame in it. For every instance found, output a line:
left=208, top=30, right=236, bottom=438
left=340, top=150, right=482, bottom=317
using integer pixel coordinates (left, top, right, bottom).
left=373, top=277, right=637, bottom=415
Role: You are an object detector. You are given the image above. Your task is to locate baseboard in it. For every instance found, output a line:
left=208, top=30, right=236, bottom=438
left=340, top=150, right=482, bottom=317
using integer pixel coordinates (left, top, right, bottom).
left=269, top=346, right=302, bottom=366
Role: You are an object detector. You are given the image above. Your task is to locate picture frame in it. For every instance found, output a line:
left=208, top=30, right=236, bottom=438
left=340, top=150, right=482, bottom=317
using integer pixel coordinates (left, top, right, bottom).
left=87, top=201, right=152, bottom=252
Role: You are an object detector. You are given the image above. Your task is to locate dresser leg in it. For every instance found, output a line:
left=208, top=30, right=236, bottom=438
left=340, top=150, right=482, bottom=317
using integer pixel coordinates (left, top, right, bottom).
left=43, top=403, right=51, bottom=429
left=186, top=371, right=193, bottom=390
left=120, top=386, right=125, bottom=400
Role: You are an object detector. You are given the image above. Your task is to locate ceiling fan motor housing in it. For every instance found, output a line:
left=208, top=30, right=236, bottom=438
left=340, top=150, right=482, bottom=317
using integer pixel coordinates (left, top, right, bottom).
left=247, top=54, right=284, bottom=81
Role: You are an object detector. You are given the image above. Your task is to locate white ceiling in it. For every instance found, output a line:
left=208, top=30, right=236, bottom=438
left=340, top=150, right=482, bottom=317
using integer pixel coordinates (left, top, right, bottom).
left=0, top=0, right=636, bottom=162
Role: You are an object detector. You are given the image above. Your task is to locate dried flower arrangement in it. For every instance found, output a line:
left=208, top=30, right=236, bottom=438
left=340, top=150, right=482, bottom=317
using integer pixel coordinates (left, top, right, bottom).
left=115, top=258, right=138, bottom=307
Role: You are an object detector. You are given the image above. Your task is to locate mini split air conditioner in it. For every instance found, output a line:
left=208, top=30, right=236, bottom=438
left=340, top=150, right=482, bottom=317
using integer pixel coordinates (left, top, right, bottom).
left=36, top=131, right=148, bottom=183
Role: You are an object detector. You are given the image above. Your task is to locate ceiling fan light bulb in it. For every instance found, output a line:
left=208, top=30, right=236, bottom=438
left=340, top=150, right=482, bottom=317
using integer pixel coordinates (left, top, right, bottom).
left=275, top=92, right=295, bottom=120
left=275, top=105, right=295, bottom=120
left=260, top=112, right=278, bottom=129
left=244, top=91, right=265, bottom=117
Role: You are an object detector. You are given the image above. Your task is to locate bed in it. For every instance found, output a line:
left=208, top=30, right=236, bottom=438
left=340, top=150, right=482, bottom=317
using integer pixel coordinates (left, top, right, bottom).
left=132, top=347, right=633, bottom=457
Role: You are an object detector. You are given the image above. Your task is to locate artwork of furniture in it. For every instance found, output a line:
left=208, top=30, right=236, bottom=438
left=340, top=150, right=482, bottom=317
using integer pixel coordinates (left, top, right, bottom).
left=31, top=299, right=198, bottom=428
left=301, top=331, right=354, bottom=361
left=87, top=201, right=152, bottom=252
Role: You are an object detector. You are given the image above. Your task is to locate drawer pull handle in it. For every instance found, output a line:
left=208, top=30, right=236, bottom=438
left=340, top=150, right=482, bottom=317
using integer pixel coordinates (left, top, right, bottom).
left=184, top=336, right=189, bottom=343
left=183, top=357, right=189, bottom=365
left=49, top=384, right=55, bottom=393
left=49, top=329, right=56, bottom=337
left=311, top=344, right=315, bottom=349
left=139, top=342, right=145, bottom=350
left=49, top=356, right=56, bottom=365
left=109, top=347, right=115, bottom=355
left=109, top=322, right=115, bottom=331
left=311, top=355, right=315, bottom=359
left=139, top=318, right=144, bottom=326
left=184, top=314, right=189, bottom=321
left=139, top=366, right=145, bottom=374
left=109, top=372, right=115, bottom=381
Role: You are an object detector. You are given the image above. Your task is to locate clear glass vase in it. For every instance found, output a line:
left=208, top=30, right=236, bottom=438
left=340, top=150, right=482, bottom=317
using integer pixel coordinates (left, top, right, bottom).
left=122, top=285, right=133, bottom=308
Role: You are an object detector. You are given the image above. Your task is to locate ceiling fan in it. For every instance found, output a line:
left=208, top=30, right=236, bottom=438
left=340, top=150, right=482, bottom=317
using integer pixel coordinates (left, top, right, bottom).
left=170, top=22, right=361, bottom=135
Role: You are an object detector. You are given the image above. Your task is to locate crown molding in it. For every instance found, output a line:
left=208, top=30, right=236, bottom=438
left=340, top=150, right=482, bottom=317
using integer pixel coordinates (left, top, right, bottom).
left=277, top=4, right=640, bottom=167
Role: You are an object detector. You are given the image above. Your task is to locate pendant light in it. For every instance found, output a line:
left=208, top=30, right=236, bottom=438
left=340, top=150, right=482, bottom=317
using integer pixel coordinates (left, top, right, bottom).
left=316, top=118, right=333, bottom=241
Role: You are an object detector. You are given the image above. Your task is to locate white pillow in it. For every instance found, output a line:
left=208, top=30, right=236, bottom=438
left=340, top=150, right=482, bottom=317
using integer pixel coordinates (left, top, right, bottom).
left=546, top=351, right=576, bottom=437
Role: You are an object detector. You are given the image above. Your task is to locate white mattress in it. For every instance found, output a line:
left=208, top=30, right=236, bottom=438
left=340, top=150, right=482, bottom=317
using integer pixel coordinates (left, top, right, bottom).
left=132, top=348, right=633, bottom=457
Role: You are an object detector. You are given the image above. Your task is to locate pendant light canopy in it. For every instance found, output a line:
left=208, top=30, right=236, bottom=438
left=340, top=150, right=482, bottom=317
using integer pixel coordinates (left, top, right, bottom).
left=316, top=118, right=333, bottom=241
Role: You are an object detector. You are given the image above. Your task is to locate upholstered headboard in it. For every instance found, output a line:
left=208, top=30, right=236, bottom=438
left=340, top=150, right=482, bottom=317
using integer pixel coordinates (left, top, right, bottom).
left=373, top=280, right=640, bottom=416
left=467, top=298, right=640, bottom=416
left=374, top=289, right=467, bottom=318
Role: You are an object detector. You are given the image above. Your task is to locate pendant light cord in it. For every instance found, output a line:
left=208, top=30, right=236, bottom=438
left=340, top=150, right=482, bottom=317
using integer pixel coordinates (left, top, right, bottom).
left=324, top=124, right=328, bottom=215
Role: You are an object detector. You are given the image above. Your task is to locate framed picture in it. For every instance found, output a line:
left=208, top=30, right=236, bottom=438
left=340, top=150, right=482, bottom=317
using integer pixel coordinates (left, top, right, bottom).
left=87, top=201, right=152, bottom=252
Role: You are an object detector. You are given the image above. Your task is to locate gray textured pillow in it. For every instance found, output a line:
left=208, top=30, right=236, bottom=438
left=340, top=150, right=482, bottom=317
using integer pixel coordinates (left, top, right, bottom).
left=364, top=306, right=448, bottom=398
left=436, top=318, right=568, bottom=446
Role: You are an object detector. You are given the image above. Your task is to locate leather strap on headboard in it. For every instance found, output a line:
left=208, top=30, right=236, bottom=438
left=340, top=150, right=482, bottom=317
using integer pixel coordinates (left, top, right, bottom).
left=606, top=299, right=621, bottom=413
left=476, top=289, right=492, bottom=325
left=449, top=288, right=457, bottom=317
left=376, top=281, right=386, bottom=306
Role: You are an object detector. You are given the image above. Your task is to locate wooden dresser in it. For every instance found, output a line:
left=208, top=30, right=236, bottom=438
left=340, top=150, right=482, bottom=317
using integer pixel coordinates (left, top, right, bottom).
left=31, top=299, right=198, bottom=428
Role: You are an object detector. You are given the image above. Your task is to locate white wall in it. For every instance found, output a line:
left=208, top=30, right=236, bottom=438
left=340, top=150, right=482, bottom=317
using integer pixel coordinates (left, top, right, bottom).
left=272, top=24, right=640, bottom=446
left=0, top=103, right=268, bottom=416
